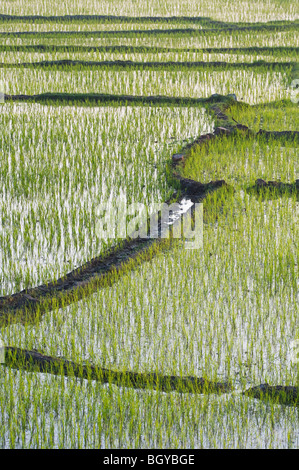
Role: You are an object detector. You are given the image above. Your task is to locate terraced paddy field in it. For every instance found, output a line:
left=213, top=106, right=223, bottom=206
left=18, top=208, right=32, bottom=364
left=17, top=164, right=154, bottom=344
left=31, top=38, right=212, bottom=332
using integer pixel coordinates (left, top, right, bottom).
left=0, top=0, right=298, bottom=449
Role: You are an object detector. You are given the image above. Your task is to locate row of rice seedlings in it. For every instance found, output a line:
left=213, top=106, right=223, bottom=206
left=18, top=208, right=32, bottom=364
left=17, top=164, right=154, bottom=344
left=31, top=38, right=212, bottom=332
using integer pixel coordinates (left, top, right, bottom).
left=0, top=0, right=297, bottom=22
left=1, top=49, right=298, bottom=63
left=0, top=24, right=298, bottom=48
left=0, top=50, right=297, bottom=65
left=0, top=28, right=297, bottom=47
left=181, top=134, right=298, bottom=186
left=3, top=190, right=297, bottom=386
left=0, top=20, right=296, bottom=35
left=0, top=14, right=296, bottom=26
left=0, top=29, right=297, bottom=49
left=0, top=103, right=212, bottom=295
left=1, top=44, right=297, bottom=53
left=0, top=68, right=291, bottom=104
left=0, top=368, right=298, bottom=448
left=0, top=190, right=297, bottom=448
left=0, top=22, right=208, bottom=33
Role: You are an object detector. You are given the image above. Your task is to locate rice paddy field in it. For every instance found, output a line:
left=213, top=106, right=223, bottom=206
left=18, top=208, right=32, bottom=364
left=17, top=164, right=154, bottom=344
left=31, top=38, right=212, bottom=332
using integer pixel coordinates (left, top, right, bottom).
left=0, top=0, right=298, bottom=450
